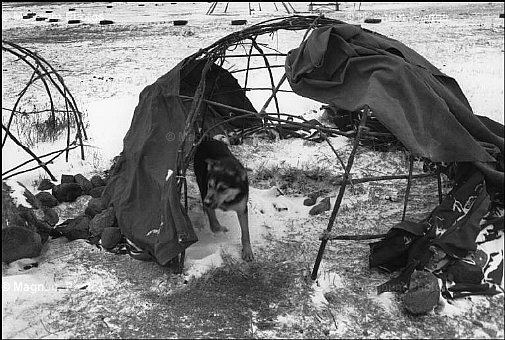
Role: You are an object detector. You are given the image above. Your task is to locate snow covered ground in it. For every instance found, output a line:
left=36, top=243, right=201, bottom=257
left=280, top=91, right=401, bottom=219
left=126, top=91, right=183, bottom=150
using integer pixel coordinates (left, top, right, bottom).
left=2, top=2, right=504, bottom=338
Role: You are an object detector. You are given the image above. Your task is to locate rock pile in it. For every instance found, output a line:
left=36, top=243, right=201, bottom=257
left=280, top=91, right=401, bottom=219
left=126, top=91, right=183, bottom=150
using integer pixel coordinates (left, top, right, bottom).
left=2, top=172, right=122, bottom=264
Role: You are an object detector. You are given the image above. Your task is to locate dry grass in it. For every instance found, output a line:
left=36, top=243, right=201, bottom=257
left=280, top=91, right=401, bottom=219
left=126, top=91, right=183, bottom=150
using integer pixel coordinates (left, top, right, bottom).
left=251, top=160, right=339, bottom=195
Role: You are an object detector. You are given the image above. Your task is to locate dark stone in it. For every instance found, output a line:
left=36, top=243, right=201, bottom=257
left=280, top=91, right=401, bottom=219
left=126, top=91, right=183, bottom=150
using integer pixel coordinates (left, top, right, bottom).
left=52, top=183, right=82, bottom=202
left=35, top=17, right=47, bottom=21
left=56, top=215, right=91, bottom=241
left=101, top=227, right=122, bottom=249
left=404, top=270, right=440, bottom=315
left=89, top=207, right=116, bottom=237
left=48, top=18, right=59, bottom=22
left=2, top=227, right=43, bottom=264
left=85, top=197, right=106, bottom=218
left=61, top=174, right=76, bottom=184
left=99, top=20, right=114, bottom=25
left=68, top=19, right=81, bottom=24
left=89, top=186, right=106, bottom=198
left=74, top=173, right=93, bottom=194
left=42, top=207, right=59, bottom=226
left=17, top=206, right=52, bottom=243
left=445, top=260, right=484, bottom=284
left=303, top=191, right=322, bottom=206
left=90, top=175, right=106, bottom=188
left=173, top=20, right=188, bottom=26
left=303, top=197, right=316, bottom=206
left=474, top=249, right=488, bottom=269
left=37, top=178, right=55, bottom=191
left=309, top=197, right=331, bottom=215
left=35, top=191, right=58, bottom=208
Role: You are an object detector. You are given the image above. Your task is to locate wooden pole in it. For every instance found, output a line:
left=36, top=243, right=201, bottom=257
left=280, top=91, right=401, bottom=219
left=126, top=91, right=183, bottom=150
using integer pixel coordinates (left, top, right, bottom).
left=311, top=107, right=369, bottom=280
left=436, top=165, right=443, bottom=204
left=401, top=155, right=414, bottom=221
left=2, top=123, right=57, bottom=181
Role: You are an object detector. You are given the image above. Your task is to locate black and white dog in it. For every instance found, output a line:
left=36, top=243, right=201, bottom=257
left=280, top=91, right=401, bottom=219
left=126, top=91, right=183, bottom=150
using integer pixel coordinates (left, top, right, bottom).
left=193, top=140, right=253, bottom=261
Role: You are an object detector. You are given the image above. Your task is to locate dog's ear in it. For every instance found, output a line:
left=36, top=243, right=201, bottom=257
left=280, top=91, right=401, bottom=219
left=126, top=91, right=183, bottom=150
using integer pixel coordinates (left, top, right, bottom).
left=240, top=168, right=250, bottom=181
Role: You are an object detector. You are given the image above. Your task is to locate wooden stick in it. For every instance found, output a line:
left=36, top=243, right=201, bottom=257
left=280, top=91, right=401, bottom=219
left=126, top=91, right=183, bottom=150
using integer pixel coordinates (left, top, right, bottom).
left=320, top=232, right=387, bottom=241
left=436, top=165, right=443, bottom=204
left=2, top=123, right=56, bottom=181
left=3, top=144, right=82, bottom=180
left=251, top=38, right=282, bottom=118
left=401, top=155, right=414, bottom=221
left=2, top=143, right=82, bottom=177
left=224, top=53, right=288, bottom=58
left=311, top=106, right=369, bottom=280
left=178, top=95, right=354, bottom=137
left=230, top=64, right=285, bottom=74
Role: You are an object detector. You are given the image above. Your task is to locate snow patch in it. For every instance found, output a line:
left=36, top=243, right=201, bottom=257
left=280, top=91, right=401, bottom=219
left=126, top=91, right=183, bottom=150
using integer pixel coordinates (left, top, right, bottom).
left=184, top=251, right=224, bottom=279
left=310, top=262, right=344, bottom=308
left=4, top=179, right=31, bottom=208
left=437, top=296, right=475, bottom=317
left=371, top=291, right=397, bottom=314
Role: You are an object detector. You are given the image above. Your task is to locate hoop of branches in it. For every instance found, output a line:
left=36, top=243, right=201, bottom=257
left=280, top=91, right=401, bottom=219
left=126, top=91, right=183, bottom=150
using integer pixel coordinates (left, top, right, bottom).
left=173, top=15, right=407, bottom=182
left=2, top=40, right=88, bottom=181
left=165, top=15, right=444, bottom=276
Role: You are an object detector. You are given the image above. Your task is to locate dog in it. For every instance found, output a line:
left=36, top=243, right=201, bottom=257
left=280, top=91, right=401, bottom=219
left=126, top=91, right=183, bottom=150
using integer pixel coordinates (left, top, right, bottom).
left=193, top=139, right=253, bottom=261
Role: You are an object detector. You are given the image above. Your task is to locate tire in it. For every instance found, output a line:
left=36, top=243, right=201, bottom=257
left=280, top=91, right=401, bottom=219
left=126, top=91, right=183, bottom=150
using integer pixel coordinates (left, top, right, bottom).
left=231, top=19, right=247, bottom=25
left=364, top=18, right=382, bottom=24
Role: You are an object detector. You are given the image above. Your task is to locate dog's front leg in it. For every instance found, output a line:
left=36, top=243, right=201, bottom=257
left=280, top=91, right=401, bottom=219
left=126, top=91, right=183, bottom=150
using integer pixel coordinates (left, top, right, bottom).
left=237, top=205, right=253, bottom=261
left=204, top=206, right=229, bottom=233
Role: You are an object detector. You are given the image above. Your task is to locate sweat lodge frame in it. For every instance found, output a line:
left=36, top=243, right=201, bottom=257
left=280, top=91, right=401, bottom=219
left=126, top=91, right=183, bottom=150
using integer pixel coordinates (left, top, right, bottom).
left=169, top=15, right=445, bottom=277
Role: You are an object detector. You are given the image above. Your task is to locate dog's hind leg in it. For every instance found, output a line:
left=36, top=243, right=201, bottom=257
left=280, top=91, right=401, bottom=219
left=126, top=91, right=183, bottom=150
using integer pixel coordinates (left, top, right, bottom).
left=237, top=206, right=253, bottom=261
left=204, top=206, right=229, bottom=233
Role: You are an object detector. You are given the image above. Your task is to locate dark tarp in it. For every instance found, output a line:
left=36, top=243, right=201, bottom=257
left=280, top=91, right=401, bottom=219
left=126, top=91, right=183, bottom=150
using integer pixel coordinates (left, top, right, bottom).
left=103, top=58, right=259, bottom=265
left=285, top=23, right=504, bottom=298
left=285, top=24, right=504, bottom=163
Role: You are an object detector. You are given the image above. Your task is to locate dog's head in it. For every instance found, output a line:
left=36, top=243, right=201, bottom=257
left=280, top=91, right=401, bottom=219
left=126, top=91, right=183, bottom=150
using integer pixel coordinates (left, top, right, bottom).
left=203, top=159, right=248, bottom=209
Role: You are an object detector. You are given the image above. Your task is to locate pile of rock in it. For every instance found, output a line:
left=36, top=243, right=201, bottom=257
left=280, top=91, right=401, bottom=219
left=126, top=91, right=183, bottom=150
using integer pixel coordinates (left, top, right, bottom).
left=2, top=173, right=122, bottom=264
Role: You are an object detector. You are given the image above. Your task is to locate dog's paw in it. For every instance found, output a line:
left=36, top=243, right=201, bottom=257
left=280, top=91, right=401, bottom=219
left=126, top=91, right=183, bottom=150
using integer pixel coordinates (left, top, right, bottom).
left=242, top=246, right=254, bottom=261
left=210, top=224, right=229, bottom=233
